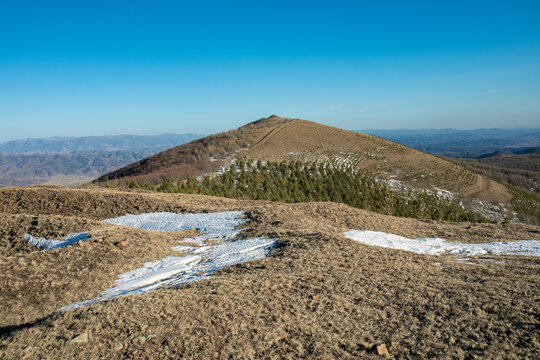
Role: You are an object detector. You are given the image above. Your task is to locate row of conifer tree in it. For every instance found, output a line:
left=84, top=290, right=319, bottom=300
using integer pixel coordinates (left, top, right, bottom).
left=120, top=159, right=489, bottom=223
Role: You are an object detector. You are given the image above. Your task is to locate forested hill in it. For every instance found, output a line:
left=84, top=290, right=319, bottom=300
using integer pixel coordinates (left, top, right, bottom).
left=118, top=159, right=489, bottom=223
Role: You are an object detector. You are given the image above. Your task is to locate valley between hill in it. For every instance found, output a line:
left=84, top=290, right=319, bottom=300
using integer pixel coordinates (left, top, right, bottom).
left=0, top=186, right=538, bottom=359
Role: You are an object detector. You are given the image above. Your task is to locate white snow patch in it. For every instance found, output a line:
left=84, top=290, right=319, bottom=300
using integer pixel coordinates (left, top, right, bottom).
left=61, top=211, right=277, bottom=310
left=454, top=258, right=479, bottom=265
left=104, top=210, right=245, bottom=245
left=387, top=178, right=408, bottom=192
left=343, top=230, right=540, bottom=257
left=431, top=186, right=455, bottom=201
left=471, top=199, right=505, bottom=222
left=25, top=232, right=90, bottom=250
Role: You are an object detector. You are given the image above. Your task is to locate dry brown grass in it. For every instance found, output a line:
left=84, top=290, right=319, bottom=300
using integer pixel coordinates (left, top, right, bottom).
left=245, top=119, right=511, bottom=204
left=0, top=213, right=198, bottom=328
left=452, top=150, right=540, bottom=197
left=0, top=186, right=538, bottom=359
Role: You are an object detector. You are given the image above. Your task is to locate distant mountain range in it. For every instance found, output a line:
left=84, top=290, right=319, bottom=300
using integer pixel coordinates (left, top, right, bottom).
left=0, top=133, right=201, bottom=155
left=0, top=134, right=202, bottom=187
left=358, top=128, right=540, bottom=158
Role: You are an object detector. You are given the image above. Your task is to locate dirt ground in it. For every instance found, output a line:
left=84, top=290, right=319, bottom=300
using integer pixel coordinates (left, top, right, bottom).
left=0, top=186, right=538, bottom=359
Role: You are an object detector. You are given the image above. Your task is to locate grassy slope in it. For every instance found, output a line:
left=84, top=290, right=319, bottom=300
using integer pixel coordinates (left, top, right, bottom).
left=0, top=187, right=538, bottom=359
left=245, top=119, right=511, bottom=202
left=94, top=116, right=291, bottom=184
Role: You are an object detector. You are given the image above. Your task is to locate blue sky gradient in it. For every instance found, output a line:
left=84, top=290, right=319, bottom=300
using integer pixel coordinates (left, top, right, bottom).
left=1, top=0, right=539, bottom=141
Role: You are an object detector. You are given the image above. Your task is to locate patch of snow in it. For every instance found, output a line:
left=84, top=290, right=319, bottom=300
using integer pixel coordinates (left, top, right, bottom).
left=431, top=186, right=454, bottom=201
left=471, top=199, right=505, bottom=222
left=173, top=245, right=197, bottom=252
left=62, top=237, right=275, bottom=310
left=24, top=232, right=90, bottom=250
left=454, top=258, right=479, bottom=265
left=104, top=211, right=245, bottom=245
left=386, top=178, right=408, bottom=192
left=343, top=230, right=540, bottom=257
left=61, top=212, right=277, bottom=310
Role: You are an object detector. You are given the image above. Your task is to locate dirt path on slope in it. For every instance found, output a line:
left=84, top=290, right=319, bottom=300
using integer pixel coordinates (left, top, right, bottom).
left=462, top=175, right=512, bottom=203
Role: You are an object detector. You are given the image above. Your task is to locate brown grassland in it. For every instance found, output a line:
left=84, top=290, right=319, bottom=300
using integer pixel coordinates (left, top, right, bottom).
left=0, top=186, right=539, bottom=359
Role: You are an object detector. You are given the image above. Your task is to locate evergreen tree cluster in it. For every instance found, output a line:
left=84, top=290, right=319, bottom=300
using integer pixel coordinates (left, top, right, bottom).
left=122, top=159, right=489, bottom=223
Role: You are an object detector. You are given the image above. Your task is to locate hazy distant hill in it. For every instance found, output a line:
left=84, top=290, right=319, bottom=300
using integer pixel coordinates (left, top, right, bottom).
left=358, top=128, right=540, bottom=158
left=0, top=133, right=202, bottom=187
left=0, top=133, right=200, bottom=155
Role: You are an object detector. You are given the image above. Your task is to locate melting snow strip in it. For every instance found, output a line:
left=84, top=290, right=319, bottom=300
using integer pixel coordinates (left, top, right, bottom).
left=343, top=230, right=540, bottom=257
left=24, top=232, right=90, bottom=250
left=61, top=211, right=277, bottom=310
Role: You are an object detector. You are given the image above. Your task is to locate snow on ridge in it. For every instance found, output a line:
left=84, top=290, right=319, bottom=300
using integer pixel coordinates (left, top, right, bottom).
left=471, top=199, right=509, bottom=223
left=61, top=211, right=277, bottom=310
left=344, top=230, right=540, bottom=257
left=103, top=210, right=245, bottom=235
left=431, top=186, right=454, bottom=201
left=25, top=232, right=90, bottom=250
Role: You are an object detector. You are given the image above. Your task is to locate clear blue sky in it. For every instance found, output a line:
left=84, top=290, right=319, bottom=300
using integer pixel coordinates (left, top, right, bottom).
left=1, top=0, right=539, bottom=141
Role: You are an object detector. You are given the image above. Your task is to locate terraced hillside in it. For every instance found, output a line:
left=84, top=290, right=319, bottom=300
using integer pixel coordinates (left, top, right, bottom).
left=452, top=150, right=540, bottom=197
left=245, top=118, right=487, bottom=194
left=96, top=116, right=514, bottom=221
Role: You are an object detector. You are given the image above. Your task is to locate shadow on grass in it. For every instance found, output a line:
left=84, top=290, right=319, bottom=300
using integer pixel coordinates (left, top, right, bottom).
left=0, top=314, right=55, bottom=339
